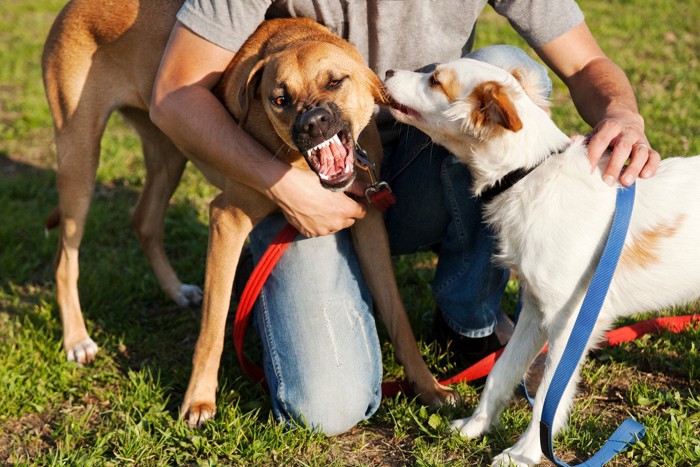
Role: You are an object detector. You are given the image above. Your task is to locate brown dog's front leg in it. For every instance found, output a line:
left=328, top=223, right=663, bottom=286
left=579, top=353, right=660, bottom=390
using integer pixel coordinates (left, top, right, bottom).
left=181, top=191, right=255, bottom=428
left=351, top=209, right=459, bottom=407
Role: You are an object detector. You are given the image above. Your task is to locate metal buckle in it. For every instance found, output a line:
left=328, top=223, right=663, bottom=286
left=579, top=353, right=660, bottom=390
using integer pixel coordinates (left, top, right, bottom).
left=353, top=143, right=392, bottom=204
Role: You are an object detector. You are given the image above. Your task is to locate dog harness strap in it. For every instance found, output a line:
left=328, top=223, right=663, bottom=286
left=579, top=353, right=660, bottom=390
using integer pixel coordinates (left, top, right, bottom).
left=540, top=183, right=646, bottom=467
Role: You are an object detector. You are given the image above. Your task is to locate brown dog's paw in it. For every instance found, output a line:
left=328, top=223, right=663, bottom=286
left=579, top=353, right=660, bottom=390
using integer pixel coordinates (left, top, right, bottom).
left=173, top=284, right=203, bottom=307
left=66, top=337, right=99, bottom=365
left=416, top=380, right=461, bottom=408
left=181, top=402, right=217, bottom=429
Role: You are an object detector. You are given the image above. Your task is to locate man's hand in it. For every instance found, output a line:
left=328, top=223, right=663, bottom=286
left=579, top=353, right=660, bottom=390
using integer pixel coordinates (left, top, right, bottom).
left=268, top=167, right=368, bottom=237
left=586, top=110, right=661, bottom=186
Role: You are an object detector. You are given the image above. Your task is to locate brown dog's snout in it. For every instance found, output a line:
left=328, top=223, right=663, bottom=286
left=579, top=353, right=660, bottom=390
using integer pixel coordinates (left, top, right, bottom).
left=296, top=107, right=332, bottom=138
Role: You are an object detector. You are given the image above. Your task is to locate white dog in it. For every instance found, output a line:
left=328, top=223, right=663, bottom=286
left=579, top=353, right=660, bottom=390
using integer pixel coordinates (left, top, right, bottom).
left=384, top=58, right=700, bottom=466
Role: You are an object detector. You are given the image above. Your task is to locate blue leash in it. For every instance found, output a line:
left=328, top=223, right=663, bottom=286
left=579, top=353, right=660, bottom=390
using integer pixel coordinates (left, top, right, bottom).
left=530, top=184, right=645, bottom=466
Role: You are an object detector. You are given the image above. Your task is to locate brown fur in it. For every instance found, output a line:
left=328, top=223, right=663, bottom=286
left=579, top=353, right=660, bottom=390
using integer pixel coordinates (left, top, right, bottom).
left=42, top=0, right=456, bottom=428
left=432, top=68, right=462, bottom=102
left=468, top=81, right=523, bottom=134
left=620, top=214, right=686, bottom=269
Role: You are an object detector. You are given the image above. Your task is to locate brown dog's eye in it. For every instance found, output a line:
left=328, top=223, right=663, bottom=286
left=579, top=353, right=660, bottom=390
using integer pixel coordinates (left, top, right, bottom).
left=272, top=95, right=288, bottom=107
left=327, top=77, right=346, bottom=89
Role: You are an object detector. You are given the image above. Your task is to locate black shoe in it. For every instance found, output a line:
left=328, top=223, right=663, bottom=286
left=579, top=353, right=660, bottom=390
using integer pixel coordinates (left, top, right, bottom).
left=233, top=246, right=255, bottom=301
left=433, top=308, right=510, bottom=368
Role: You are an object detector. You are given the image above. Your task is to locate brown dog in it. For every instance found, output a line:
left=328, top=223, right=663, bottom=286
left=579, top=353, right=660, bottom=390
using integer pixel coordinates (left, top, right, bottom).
left=42, top=0, right=457, bottom=427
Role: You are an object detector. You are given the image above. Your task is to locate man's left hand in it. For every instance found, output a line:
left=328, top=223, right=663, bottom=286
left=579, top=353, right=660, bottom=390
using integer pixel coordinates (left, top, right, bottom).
left=586, top=110, right=661, bottom=186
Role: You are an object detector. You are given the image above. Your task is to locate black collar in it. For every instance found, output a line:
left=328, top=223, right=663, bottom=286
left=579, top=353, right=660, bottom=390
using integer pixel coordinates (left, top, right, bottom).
left=477, top=142, right=571, bottom=204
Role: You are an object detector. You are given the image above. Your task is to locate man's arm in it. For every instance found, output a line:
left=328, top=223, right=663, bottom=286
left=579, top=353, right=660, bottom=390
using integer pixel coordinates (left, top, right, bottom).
left=150, top=22, right=366, bottom=237
left=535, top=22, right=661, bottom=186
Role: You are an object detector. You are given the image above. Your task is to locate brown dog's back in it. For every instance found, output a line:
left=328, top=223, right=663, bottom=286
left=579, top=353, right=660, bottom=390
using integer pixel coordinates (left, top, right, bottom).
left=42, top=0, right=181, bottom=128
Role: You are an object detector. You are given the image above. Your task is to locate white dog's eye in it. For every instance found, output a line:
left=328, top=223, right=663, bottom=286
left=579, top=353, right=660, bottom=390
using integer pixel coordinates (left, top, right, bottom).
left=429, top=74, right=440, bottom=87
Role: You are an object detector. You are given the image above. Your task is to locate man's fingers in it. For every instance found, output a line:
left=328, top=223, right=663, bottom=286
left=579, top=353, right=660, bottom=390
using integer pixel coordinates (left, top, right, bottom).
left=588, top=117, right=659, bottom=186
left=352, top=198, right=368, bottom=219
left=619, top=142, right=650, bottom=185
left=286, top=195, right=367, bottom=238
left=586, top=120, right=620, bottom=171
left=599, top=136, right=633, bottom=185
left=640, top=147, right=661, bottom=179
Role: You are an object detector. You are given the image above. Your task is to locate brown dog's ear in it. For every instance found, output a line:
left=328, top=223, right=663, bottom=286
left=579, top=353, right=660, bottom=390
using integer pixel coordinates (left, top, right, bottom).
left=238, top=57, right=267, bottom=128
left=471, top=81, right=523, bottom=132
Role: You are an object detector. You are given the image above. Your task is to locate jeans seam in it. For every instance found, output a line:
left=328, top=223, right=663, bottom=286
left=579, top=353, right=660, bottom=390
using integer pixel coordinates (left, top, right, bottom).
left=432, top=157, right=471, bottom=300
left=258, top=287, right=289, bottom=417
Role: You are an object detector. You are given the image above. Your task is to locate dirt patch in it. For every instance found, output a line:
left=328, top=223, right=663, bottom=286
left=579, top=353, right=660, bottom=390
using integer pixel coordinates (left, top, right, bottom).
left=0, top=394, right=108, bottom=464
left=0, top=412, right=55, bottom=463
left=331, top=426, right=414, bottom=466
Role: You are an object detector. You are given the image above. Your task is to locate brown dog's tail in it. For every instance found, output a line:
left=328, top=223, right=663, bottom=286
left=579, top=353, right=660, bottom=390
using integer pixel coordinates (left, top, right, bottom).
left=45, top=206, right=61, bottom=235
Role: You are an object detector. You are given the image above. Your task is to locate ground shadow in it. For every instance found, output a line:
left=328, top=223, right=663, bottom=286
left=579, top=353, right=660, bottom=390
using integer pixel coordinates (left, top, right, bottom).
left=0, top=150, right=262, bottom=420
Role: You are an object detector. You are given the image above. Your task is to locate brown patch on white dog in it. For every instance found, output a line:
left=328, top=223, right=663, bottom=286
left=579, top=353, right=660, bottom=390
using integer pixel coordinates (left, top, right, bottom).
left=430, top=68, right=462, bottom=101
left=468, top=81, right=523, bottom=134
left=620, top=214, right=686, bottom=269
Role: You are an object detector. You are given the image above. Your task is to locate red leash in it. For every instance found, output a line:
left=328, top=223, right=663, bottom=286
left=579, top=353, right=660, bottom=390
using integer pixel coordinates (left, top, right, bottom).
left=231, top=160, right=698, bottom=394
left=233, top=223, right=299, bottom=386
left=233, top=220, right=700, bottom=395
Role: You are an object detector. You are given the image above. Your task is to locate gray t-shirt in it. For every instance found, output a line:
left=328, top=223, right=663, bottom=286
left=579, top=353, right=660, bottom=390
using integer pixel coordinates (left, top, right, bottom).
left=177, top=0, right=584, bottom=141
left=178, top=0, right=583, bottom=79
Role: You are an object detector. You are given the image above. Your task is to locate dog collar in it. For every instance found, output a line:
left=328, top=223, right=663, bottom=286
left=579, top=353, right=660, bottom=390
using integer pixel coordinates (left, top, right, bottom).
left=478, top=142, right=571, bottom=204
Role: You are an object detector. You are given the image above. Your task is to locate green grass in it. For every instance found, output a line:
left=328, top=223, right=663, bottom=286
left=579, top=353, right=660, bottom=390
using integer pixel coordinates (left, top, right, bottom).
left=1, top=0, right=699, bottom=465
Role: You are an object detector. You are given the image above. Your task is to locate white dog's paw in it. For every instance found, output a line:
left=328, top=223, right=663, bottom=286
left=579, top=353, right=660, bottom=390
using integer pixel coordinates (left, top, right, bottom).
left=175, top=284, right=203, bottom=307
left=66, top=338, right=99, bottom=365
left=450, top=415, right=491, bottom=439
left=491, top=449, right=538, bottom=467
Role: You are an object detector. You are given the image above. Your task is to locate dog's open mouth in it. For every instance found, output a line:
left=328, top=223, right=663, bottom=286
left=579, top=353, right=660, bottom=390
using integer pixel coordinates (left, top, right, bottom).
left=390, top=101, right=422, bottom=120
left=303, top=130, right=355, bottom=189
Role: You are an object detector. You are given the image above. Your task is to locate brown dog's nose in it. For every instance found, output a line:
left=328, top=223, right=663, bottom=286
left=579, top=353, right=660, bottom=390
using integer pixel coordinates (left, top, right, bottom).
left=385, top=69, right=395, bottom=79
left=298, top=107, right=332, bottom=138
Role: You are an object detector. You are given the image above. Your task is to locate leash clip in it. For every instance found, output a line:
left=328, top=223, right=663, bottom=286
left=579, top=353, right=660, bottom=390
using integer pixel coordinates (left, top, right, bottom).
left=354, top=144, right=393, bottom=206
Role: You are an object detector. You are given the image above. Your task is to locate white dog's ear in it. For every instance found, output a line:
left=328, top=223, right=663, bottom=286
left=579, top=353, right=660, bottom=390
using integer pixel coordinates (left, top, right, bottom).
left=510, top=68, right=551, bottom=115
left=461, top=81, right=523, bottom=135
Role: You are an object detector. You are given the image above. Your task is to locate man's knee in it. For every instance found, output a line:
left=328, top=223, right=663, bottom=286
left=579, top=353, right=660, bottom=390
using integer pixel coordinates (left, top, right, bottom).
left=275, top=369, right=381, bottom=436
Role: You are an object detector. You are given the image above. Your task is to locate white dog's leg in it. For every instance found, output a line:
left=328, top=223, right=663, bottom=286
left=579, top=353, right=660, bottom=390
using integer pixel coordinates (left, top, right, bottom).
left=491, top=307, right=609, bottom=467
left=451, top=295, right=546, bottom=439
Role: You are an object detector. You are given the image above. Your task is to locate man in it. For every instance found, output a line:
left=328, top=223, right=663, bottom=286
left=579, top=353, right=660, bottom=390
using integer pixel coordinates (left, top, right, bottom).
left=150, top=1, right=660, bottom=436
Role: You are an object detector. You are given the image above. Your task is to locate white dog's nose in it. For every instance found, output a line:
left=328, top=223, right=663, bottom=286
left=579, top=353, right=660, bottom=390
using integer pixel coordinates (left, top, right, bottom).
left=385, top=69, right=395, bottom=79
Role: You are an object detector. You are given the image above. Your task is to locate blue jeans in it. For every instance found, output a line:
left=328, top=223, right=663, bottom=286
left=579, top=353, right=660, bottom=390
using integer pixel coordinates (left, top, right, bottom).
left=248, top=45, right=551, bottom=435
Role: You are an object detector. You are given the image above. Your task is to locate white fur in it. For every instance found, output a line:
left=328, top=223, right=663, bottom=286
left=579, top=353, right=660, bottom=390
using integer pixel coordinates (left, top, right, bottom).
left=386, top=58, right=700, bottom=466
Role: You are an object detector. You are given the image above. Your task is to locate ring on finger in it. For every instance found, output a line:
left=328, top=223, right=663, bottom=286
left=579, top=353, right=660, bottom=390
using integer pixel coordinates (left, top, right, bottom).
left=633, top=142, right=649, bottom=150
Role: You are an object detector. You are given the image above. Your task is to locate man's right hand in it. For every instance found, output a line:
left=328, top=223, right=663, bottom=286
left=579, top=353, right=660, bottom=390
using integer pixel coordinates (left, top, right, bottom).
left=268, top=167, right=368, bottom=237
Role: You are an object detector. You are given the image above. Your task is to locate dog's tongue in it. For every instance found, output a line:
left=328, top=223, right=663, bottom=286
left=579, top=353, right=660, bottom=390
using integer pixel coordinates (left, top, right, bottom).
left=319, top=138, right=349, bottom=177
